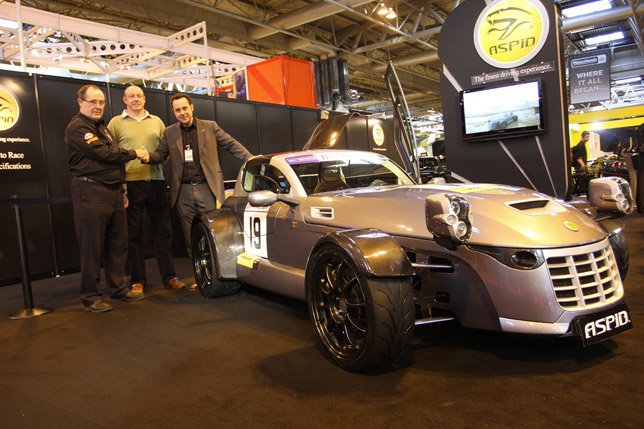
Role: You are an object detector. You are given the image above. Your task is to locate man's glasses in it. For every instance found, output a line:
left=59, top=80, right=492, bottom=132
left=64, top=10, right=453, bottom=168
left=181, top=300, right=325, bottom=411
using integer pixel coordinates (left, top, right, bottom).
left=82, top=98, right=106, bottom=106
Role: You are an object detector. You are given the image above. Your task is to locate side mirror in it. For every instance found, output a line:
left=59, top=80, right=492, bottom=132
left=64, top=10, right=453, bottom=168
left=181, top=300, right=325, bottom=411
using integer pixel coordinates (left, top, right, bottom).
left=588, top=177, right=633, bottom=216
left=425, top=193, right=473, bottom=249
left=249, top=190, right=300, bottom=208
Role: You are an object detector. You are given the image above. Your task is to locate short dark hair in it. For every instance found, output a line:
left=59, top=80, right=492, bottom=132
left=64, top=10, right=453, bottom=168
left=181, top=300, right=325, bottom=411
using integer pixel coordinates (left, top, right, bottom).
left=581, top=131, right=590, bottom=138
left=171, top=92, right=192, bottom=106
left=77, top=84, right=102, bottom=100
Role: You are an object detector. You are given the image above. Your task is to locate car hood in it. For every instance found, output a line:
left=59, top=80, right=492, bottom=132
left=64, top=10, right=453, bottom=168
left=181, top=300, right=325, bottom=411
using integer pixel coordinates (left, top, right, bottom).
left=301, top=183, right=606, bottom=248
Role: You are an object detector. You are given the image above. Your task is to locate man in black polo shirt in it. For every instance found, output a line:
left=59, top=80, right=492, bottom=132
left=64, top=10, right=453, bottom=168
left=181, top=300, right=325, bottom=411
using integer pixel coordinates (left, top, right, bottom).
left=66, top=84, right=148, bottom=312
left=572, top=131, right=590, bottom=172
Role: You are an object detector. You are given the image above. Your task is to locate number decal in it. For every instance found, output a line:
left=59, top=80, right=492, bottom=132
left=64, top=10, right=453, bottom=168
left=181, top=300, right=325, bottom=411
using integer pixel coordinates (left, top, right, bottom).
left=250, top=216, right=262, bottom=249
left=243, top=204, right=268, bottom=258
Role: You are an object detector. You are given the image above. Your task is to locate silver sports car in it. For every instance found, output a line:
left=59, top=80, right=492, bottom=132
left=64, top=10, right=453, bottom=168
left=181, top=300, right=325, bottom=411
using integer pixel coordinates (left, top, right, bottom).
left=191, top=144, right=633, bottom=371
left=190, top=66, right=633, bottom=372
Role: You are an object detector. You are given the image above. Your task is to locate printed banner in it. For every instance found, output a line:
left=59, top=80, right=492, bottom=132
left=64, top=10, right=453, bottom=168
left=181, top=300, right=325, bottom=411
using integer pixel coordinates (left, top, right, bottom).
left=569, top=49, right=611, bottom=104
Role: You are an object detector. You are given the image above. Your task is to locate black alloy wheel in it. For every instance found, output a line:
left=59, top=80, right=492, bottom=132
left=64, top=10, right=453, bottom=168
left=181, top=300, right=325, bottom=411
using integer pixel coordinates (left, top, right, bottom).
left=306, top=244, right=414, bottom=372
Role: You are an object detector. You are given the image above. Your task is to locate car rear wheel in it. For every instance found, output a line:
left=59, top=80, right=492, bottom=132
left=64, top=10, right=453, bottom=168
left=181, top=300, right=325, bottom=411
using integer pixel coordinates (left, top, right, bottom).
left=306, top=244, right=414, bottom=372
left=192, top=221, right=241, bottom=298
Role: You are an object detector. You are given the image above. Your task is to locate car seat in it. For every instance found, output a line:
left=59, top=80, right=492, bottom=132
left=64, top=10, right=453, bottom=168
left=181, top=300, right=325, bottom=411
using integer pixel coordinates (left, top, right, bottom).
left=313, top=163, right=350, bottom=193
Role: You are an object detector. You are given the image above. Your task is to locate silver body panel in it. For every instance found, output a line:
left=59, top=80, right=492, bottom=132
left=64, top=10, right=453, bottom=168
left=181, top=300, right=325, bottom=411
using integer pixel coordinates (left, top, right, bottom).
left=222, top=150, right=626, bottom=336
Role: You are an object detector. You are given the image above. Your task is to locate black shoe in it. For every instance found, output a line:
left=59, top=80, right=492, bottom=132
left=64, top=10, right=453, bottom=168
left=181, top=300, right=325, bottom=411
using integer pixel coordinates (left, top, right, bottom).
left=110, top=290, right=146, bottom=302
left=84, top=300, right=113, bottom=313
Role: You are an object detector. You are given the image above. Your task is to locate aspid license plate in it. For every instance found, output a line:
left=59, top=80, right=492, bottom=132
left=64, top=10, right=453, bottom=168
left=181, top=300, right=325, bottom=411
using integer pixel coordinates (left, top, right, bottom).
left=574, top=303, right=633, bottom=346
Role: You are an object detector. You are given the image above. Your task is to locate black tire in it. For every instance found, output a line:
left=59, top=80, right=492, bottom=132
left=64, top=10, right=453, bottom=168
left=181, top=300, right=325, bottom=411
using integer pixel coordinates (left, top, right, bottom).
left=306, top=244, right=415, bottom=372
left=192, top=221, right=241, bottom=298
left=609, top=231, right=629, bottom=281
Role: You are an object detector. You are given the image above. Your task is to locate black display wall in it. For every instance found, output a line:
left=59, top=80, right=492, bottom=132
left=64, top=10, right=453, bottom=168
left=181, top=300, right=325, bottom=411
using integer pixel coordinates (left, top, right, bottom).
left=0, top=71, right=56, bottom=285
left=438, top=0, right=570, bottom=198
left=0, top=70, right=392, bottom=286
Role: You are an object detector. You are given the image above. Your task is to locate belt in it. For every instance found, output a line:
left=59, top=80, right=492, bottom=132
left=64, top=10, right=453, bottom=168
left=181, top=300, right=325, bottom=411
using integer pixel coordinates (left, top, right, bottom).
left=75, top=176, right=120, bottom=189
left=182, top=179, right=207, bottom=185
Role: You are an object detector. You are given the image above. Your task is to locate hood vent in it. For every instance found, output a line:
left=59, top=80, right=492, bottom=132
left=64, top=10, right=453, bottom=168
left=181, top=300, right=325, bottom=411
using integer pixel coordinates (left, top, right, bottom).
left=311, top=207, right=334, bottom=219
left=507, top=199, right=565, bottom=216
left=510, top=200, right=549, bottom=211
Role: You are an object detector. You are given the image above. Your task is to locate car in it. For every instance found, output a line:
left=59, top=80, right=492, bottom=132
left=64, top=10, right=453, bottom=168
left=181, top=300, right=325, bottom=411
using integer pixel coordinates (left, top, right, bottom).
left=418, top=155, right=450, bottom=182
left=190, top=139, right=633, bottom=371
left=599, top=155, right=630, bottom=181
left=190, top=65, right=633, bottom=372
left=488, top=113, right=518, bottom=130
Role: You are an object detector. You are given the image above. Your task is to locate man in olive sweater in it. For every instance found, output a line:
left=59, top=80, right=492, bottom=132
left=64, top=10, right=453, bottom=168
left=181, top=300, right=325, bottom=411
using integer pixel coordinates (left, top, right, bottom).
left=108, top=86, right=185, bottom=293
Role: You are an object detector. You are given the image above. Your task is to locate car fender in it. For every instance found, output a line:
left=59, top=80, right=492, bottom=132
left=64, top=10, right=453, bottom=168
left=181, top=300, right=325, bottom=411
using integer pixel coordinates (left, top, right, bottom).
left=596, top=218, right=624, bottom=236
left=192, top=208, right=243, bottom=280
left=307, top=228, right=414, bottom=279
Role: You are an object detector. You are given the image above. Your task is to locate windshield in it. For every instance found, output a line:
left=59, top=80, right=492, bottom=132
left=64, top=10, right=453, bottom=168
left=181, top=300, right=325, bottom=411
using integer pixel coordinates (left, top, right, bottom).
left=286, top=153, right=414, bottom=195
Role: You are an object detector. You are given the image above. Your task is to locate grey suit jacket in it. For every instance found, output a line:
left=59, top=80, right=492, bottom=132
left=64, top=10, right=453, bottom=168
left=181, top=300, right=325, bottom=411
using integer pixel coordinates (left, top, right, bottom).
left=148, top=118, right=252, bottom=206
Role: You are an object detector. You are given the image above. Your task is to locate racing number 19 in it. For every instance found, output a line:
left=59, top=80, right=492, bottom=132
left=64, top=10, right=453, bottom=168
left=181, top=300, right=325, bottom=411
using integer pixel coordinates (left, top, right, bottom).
left=249, top=216, right=261, bottom=249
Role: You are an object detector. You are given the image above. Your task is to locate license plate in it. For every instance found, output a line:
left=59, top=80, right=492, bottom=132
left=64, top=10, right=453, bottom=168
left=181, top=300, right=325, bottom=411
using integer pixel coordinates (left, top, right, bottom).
left=574, top=303, right=633, bottom=346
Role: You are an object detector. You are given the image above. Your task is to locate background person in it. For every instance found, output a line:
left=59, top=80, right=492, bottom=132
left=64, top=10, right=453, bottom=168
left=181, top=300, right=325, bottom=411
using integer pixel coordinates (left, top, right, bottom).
left=142, top=93, right=252, bottom=290
left=572, top=130, right=590, bottom=172
left=66, top=84, right=147, bottom=312
left=107, top=85, right=185, bottom=293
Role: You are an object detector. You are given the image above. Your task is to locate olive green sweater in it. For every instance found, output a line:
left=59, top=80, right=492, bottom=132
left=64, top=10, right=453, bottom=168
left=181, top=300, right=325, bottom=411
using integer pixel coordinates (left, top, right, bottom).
left=107, top=111, right=166, bottom=181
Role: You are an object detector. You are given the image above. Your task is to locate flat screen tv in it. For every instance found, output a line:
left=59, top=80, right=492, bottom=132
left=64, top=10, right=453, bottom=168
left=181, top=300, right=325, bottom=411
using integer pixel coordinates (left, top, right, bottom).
left=460, top=80, right=545, bottom=141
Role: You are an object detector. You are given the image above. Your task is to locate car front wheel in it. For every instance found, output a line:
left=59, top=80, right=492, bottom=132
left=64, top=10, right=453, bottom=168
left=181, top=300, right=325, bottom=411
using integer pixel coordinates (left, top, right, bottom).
left=306, top=244, right=414, bottom=372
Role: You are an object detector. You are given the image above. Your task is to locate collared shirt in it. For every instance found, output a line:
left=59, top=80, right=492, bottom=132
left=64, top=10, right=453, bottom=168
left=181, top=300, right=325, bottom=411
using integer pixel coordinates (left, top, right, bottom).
left=121, top=109, right=151, bottom=121
left=66, top=113, right=136, bottom=185
left=180, top=119, right=206, bottom=183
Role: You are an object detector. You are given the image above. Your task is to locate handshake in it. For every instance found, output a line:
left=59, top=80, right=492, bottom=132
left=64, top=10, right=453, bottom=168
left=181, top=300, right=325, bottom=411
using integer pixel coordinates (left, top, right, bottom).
left=135, top=147, right=150, bottom=163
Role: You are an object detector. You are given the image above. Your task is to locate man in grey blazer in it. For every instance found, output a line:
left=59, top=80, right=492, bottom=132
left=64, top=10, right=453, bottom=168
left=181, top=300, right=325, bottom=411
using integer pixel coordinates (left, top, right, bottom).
left=142, top=93, right=252, bottom=289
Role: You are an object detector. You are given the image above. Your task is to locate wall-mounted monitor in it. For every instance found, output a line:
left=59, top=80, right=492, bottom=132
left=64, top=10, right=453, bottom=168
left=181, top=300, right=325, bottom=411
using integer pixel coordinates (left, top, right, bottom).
left=460, top=80, right=545, bottom=141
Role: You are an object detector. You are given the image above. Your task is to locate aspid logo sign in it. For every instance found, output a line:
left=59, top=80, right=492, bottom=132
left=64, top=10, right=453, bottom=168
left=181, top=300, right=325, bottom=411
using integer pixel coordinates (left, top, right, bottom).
left=372, top=123, right=385, bottom=146
left=474, top=0, right=550, bottom=69
left=0, top=86, right=20, bottom=131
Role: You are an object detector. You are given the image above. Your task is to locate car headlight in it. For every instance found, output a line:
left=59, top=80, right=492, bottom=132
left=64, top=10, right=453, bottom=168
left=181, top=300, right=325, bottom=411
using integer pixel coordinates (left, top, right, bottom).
left=588, top=177, right=633, bottom=215
left=426, top=193, right=473, bottom=248
left=467, top=245, right=545, bottom=270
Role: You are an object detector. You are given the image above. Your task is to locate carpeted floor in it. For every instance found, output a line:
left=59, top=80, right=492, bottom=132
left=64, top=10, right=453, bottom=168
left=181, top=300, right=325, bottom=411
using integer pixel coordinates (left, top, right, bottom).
left=1, top=213, right=643, bottom=428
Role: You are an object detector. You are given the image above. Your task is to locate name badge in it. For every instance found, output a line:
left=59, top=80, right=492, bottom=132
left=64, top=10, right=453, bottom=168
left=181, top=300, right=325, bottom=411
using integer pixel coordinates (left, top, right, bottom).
left=185, top=146, right=193, bottom=162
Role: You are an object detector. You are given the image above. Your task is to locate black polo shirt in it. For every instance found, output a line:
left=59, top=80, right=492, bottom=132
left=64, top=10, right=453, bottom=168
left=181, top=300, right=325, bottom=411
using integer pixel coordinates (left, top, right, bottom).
left=65, top=113, right=136, bottom=186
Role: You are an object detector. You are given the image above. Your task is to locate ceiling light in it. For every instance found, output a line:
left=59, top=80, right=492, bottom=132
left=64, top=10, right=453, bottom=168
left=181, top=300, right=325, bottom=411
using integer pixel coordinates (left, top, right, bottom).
left=377, top=3, right=389, bottom=15
left=614, top=76, right=642, bottom=85
left=0, top=18, right=18, bottom=29
left=562, top=0, right=611, bottom=19
left=585, top=31, right=625, bottom=46
left=385, top=8, right=397, bottom=19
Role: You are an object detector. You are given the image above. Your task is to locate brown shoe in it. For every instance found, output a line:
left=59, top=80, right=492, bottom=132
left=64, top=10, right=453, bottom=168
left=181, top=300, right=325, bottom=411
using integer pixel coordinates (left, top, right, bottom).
left=131, top=283, right=144, bottom=294
left=188, top=282, right=199, bottom=291
left=165, top=277, right=186, bottom=290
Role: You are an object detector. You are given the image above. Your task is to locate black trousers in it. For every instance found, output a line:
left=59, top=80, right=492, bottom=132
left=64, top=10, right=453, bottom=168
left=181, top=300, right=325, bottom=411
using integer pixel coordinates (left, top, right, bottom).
left=70, top=178, right=129, bottom=306
left=175, top=182, right=217, bottom=256
left=126, top=180, right=176, bottom=286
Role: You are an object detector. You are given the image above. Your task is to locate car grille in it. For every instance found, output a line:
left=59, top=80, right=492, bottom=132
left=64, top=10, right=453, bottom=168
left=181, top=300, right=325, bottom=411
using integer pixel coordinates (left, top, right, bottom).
left=545, top=239, right=623, bottom=310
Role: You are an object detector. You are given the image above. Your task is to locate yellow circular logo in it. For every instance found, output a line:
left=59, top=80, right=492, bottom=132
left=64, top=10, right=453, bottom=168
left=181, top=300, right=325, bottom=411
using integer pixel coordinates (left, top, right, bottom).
left=474, top=0, right=549, bottom=68
left=372, top=123, right=385, bottom=146
left=564, top=221, right=579, bottom=232
left=0, top=86, right=20, bottom=131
